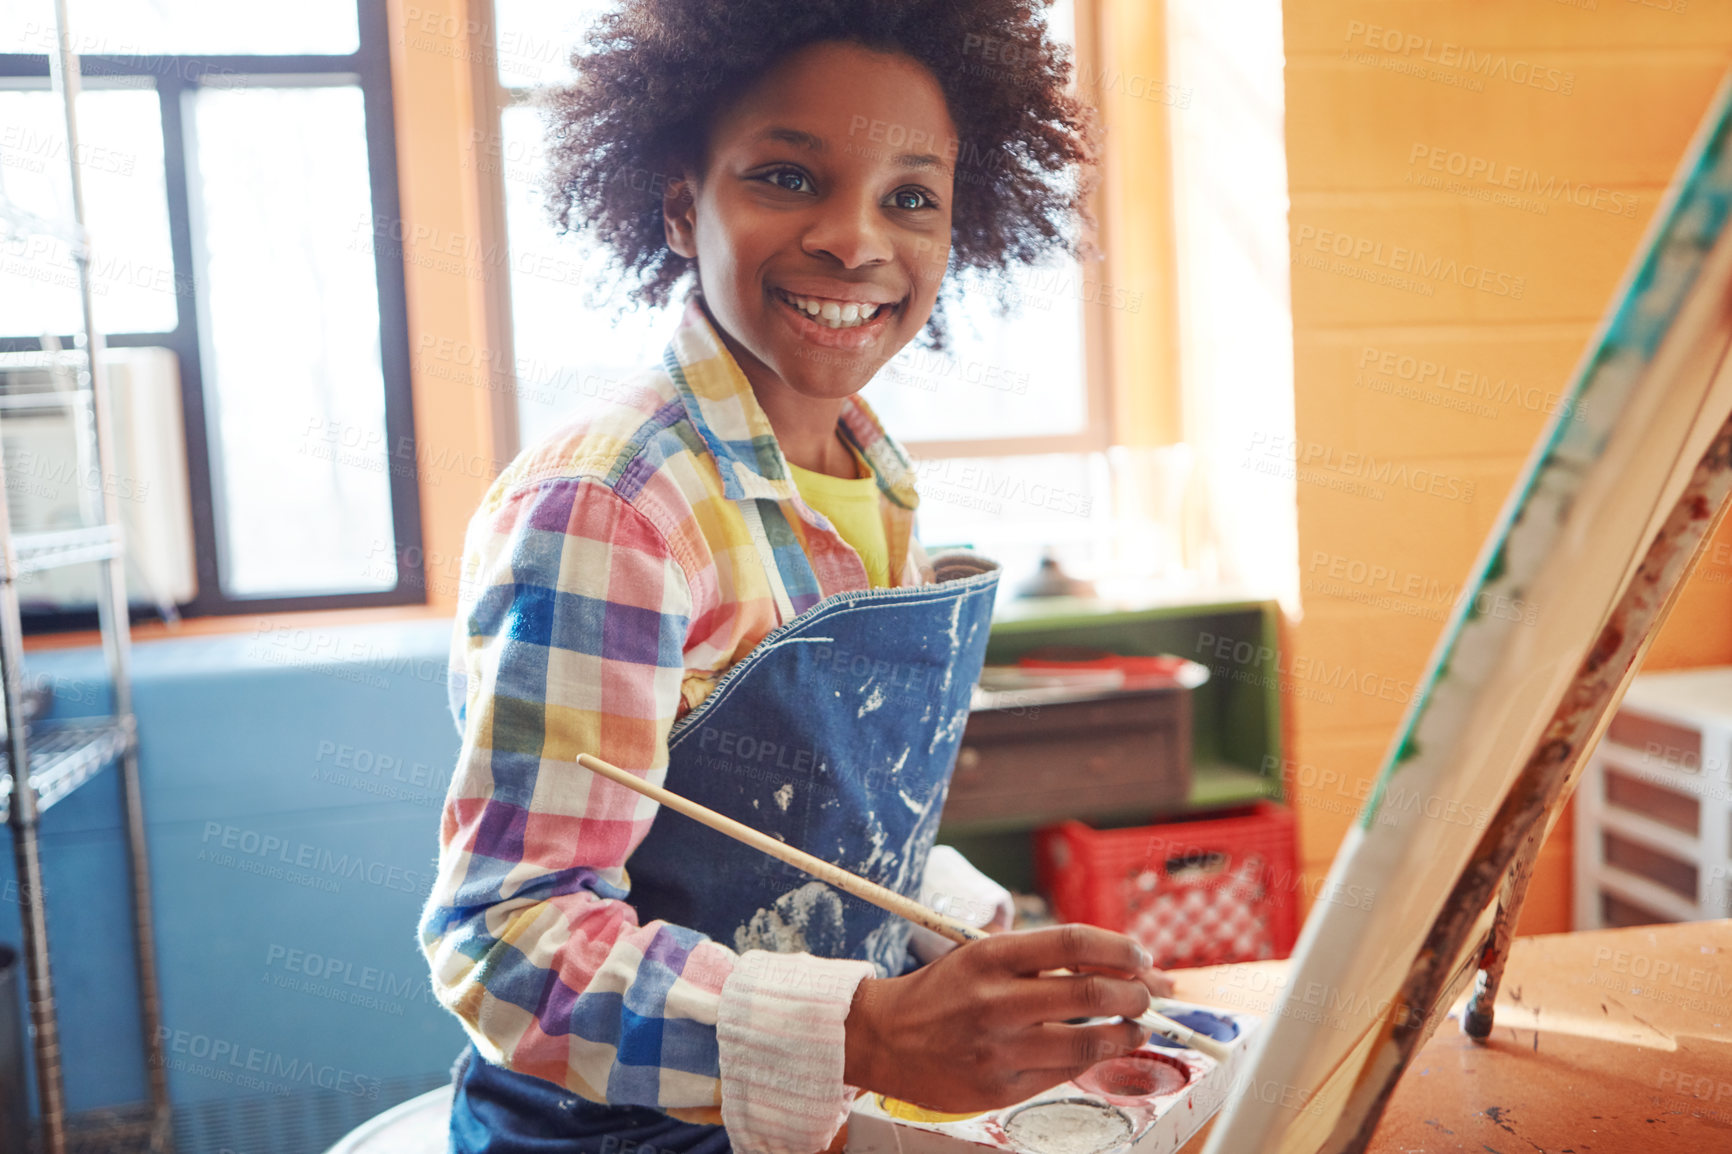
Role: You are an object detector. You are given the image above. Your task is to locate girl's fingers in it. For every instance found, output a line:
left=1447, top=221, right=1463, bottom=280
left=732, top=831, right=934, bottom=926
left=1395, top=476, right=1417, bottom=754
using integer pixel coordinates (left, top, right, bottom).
left=992, top=1020, right=1151, bottom=1090
left=1033, top=1019, right=1151, bottom=1070
left=1140, top=967, right=1176, bottom=998
left=985, top=924, right=1153, bottom=980
left=991, top=970, right=1151, bottom=1031
left=1037, top=971, right=1152, bottom=1025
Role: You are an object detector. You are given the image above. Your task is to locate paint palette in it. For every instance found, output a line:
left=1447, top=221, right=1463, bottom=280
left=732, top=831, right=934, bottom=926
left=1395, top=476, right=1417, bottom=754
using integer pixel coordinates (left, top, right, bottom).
left=845, top=1004, right=1258, bottom=1154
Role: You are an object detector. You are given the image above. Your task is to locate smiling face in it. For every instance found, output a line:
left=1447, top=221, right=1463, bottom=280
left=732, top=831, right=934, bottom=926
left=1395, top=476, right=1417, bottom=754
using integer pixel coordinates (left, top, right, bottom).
left=663, top=39, right=957, bottom=406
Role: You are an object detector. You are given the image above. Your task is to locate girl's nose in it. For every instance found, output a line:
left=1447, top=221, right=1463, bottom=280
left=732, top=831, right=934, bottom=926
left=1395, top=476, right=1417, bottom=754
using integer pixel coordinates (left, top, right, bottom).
left=801, top=195, right=894, bottom=269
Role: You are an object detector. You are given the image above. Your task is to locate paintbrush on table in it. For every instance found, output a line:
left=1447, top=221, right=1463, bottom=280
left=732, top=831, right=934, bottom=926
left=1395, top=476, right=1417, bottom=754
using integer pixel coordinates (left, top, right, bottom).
left=574, top=752, right=1236, bottom=1063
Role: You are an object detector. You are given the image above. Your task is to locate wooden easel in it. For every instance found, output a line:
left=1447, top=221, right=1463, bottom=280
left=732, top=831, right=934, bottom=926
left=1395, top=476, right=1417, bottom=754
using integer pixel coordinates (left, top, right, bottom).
left=1204, top=70, right=1732, bottom=1154
left=1327, top=407, right=1732, bottom=1152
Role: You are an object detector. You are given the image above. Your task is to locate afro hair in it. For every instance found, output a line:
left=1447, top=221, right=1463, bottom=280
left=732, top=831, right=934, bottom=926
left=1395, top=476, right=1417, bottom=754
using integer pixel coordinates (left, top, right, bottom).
left=538, top=0, right=1098, bottom=347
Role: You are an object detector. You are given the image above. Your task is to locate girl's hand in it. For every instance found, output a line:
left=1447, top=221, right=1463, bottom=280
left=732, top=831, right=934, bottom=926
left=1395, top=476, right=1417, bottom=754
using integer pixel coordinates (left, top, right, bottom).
left=1139, top=965, right=1176, bottom=999
left=842, top=925, right=1159, bottom=1113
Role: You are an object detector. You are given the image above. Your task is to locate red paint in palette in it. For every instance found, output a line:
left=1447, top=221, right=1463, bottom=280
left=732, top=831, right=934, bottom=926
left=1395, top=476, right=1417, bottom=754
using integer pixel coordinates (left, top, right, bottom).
left=1073, top=1051, right=1192, bottom=1102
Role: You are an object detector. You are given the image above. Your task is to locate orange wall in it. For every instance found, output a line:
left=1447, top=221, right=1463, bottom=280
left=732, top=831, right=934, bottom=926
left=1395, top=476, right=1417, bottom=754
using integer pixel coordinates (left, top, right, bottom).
left=1281, top=2, right=1732, bottom=934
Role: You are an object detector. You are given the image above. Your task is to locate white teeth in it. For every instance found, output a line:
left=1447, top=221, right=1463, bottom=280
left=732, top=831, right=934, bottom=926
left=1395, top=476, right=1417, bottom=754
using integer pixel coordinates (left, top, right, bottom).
left=780, top=291, right=886, bottom=328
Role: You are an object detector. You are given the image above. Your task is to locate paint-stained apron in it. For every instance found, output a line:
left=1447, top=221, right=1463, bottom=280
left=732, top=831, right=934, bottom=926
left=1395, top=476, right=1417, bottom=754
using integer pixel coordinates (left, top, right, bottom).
left=449, top=514, right=1000, bottom=1153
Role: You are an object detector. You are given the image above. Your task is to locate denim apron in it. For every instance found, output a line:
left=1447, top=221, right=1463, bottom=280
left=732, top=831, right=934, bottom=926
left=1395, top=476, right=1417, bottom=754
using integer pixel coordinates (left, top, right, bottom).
left=450, top=499, right=1000, bottom=1153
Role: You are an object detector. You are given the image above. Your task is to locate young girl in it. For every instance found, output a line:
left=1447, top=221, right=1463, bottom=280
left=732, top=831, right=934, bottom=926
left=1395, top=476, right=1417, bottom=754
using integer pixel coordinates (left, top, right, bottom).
left=420, top=3, right=1171, bottom=1150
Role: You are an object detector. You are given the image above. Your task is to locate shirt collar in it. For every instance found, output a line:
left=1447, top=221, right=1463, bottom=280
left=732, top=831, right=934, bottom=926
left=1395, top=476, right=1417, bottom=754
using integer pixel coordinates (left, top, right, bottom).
left=662, top=294, right=920, bottom=511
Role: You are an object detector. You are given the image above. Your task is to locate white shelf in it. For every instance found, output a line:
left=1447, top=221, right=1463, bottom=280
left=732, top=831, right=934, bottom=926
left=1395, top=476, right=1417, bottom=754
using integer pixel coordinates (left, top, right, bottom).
left=11, top=524, right=122, bottom=577
left=0, top=716, right=135, bottom=824
left=0, top=13, right=171, bottom=1151
left=0, top=391, right=87, bottom=412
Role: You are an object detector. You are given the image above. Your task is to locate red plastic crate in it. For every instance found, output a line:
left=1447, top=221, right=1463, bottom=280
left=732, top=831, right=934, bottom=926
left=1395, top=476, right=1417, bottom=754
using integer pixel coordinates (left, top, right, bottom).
left=1034, top=801, right=1299, bottom=968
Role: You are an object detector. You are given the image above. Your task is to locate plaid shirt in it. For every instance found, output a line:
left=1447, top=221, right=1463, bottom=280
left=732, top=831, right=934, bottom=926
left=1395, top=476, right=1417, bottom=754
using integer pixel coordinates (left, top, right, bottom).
left=419, top=297, right=935, bottom=1151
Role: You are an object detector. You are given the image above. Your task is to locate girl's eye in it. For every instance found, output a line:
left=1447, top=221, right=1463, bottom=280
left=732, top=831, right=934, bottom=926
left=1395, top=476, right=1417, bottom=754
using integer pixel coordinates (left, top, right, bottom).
left=890, top=188, right=938, bottom=212
left=761, top=167, right=812, bottom=193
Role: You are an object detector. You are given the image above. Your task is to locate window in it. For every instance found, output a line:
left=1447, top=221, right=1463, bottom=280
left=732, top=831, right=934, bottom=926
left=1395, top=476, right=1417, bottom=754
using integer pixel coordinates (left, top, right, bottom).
left=477, top=0, right=1115, bottom=591
left=1166, top=0, right=1295, bottom=609
left=0, top=0, right=422, bottom=627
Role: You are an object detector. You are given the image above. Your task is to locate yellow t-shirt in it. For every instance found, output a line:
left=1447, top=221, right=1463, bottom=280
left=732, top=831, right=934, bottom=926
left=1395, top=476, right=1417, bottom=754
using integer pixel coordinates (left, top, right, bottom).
left=787, top=447, right=891, bottom=588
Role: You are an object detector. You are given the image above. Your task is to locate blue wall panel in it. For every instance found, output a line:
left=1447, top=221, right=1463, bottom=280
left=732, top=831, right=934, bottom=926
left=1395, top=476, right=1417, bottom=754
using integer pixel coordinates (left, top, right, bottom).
left=2, top=619, right=468, bottom=1127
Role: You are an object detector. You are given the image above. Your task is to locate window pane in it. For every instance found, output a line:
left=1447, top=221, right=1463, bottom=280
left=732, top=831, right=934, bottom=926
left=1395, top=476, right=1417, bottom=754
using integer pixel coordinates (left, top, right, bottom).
left=1168, top=0, right=1295, bottom=604
left=860, top=273, right=1087, bottom=442
left=910, top=450, right=1108, bottom=591
left=1, top=1, right=357, bottom=55
left=864, top=0, right=1087, bottom=444
left=190, top=85, right=394, bottom=596
left=0, top=87, right=176, bottom=336
left=501, top=104, right=678, bottom=448
left=491, top=0, right=610, bottom=87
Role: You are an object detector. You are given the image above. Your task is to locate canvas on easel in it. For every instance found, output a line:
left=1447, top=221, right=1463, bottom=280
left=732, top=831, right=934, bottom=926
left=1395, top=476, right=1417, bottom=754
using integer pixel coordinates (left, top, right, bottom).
left=1204, top=71, right=1732, bottom=1154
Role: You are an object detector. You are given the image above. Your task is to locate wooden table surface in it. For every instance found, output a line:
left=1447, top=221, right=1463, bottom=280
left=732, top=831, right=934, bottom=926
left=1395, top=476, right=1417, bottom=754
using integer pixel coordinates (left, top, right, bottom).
left=1172, top=919, right=1732, bottom=1153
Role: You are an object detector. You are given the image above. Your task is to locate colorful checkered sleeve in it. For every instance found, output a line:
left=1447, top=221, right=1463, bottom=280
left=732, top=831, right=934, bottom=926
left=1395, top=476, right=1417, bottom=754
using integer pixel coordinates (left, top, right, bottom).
left=418, top=297, right=939, bottom=1148
left=419, top=474, right=740, bottom=1120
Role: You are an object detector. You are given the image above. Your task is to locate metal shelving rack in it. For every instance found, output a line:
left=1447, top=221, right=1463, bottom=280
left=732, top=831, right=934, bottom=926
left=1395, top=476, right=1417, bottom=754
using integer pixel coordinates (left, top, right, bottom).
left=0, top=2, right=172, bottom=1152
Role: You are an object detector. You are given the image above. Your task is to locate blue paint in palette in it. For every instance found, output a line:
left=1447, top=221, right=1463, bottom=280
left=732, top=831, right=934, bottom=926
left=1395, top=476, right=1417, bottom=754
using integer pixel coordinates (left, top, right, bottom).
left=1146, top=1010, right=1239, bottom=1049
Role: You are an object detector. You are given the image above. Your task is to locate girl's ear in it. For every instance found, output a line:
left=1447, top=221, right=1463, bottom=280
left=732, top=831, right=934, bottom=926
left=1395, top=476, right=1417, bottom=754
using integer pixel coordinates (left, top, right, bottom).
left=662, top=170, right=699, bottom=259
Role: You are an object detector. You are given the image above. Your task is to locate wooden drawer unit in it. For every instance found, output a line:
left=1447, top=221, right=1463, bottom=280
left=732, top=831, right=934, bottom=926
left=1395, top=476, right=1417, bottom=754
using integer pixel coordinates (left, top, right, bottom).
left=943, top=687, right=1193, bottom=825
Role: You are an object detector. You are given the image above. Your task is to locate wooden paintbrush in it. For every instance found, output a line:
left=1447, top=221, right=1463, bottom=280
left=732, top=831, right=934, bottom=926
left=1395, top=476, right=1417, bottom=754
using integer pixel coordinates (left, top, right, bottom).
left=574, top=752, right=1236, bottom=1062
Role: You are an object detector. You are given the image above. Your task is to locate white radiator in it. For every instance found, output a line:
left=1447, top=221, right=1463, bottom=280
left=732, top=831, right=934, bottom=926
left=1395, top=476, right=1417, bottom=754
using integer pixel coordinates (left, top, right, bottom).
left=0, top=346, right=197, bottom=615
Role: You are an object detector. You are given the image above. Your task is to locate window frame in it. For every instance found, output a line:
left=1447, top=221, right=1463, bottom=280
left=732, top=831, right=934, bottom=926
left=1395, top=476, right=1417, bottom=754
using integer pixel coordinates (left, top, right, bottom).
left=472, top=0, right=1116, bottom=464
left=0, top=0, right=424, bottom=630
